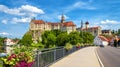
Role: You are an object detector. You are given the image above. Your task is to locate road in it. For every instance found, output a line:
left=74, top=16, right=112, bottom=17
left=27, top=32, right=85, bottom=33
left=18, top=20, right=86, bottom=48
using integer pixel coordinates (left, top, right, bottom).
left=97, top=46, right=120, bottom=67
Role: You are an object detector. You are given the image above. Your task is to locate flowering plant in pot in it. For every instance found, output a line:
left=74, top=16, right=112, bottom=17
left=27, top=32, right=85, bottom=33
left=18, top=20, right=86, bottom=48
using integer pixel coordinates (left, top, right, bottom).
left=1, top=46, right=35, bottom=67
left=76, top=43, right=81, bottom=48
left=64, top=43, right=73, bottom=50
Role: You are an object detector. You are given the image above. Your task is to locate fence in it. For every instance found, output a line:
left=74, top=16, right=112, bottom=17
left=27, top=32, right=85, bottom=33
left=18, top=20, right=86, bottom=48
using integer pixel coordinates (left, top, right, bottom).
left=32, top=46, right=84, bottom=67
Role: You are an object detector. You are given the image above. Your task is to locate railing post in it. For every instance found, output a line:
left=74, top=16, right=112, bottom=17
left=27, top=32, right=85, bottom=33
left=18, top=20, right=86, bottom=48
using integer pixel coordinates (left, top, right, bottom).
left=36, top=51, right=41, bottom=67
left=63, top=48, right=65, bottom=57
left=54, top=49, right=56, bottom=61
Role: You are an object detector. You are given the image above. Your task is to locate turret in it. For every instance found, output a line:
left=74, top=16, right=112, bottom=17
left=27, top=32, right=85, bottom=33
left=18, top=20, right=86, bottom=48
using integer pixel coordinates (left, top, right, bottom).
left=61, top=14, right=65, bottom=23
left=85, top=21, right=89, bottom=29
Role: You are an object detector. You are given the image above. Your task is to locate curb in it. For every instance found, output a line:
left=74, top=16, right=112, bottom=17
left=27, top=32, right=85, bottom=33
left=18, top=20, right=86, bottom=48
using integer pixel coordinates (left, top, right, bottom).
left=95, top=47, right=104, bottom=67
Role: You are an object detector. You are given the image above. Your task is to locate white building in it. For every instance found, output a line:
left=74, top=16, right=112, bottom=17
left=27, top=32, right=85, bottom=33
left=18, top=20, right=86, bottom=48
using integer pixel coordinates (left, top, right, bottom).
left=4, top=38, right=15, bottom=54
left=94, top=36, right=109, bottom=46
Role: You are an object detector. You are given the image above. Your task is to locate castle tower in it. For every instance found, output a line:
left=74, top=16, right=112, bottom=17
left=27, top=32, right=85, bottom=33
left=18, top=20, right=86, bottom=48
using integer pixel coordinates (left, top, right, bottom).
left=61, top=14, right=65, bottom=23
left=85, top=21, right=89, bottom=29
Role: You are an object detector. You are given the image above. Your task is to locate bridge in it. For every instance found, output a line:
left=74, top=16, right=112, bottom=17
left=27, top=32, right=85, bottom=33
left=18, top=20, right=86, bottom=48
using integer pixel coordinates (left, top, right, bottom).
left=32, top=46, right=100, bottom=67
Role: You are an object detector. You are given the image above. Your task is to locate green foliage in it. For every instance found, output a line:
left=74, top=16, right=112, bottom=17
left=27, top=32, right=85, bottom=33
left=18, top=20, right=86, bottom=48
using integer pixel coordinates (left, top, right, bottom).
left=68, top=31, right=82, bottom=45
left=56, top=32, right=69, bottom=46
left=64, top=43, right=73, bottom=50
left=0, top=37, right=6, bottom=46
left=1, top=46, right=35, bottom=66
left=42, top=31, right=56, bottom=48
left=76, top=43, right=81, bottom=47
left=31, top=42, right=44, bottom=49
left=19, top=31, right=33, bottom=46
left=117, top=29, right=120, bottom=35
left=51, top=30, right=62, bottom=37
left=80, top=32, right=94, bottom=44
left=49, top=45, right=56, bottom=48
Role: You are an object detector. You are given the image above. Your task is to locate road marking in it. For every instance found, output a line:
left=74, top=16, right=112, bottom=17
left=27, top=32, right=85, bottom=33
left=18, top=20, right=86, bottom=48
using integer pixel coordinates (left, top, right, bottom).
left=95, top=47, right=104, bottom=67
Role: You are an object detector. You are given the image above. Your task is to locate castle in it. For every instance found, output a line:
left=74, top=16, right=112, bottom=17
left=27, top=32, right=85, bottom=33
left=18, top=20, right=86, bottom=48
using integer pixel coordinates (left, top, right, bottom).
left=29, top=14, right=111, bottom=42
left=29, top=14, right=76, bottom=41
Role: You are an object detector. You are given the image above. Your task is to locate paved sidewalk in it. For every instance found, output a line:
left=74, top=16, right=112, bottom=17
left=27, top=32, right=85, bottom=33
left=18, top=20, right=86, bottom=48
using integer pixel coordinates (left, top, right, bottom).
left=49, top=46, right=100, bottom=67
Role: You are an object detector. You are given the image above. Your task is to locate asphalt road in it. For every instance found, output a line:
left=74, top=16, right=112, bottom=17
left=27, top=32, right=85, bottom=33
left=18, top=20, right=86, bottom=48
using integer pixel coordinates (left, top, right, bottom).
left=97, top=46, right=120, bottom=67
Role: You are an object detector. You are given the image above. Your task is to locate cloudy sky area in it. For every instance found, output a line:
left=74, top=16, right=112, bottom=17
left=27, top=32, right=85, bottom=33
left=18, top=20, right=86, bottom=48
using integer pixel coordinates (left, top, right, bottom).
left=0, top=0, right=120, bottom=38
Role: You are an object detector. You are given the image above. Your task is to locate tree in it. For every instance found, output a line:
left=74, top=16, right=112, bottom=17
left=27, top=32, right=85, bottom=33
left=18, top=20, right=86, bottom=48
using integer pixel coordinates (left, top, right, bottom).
left=80, top=32, right=94, bottom=44
left=117, top=29, right=120, bottom=35
left=31, top=42, right=44, bottom=49
left=42, top=31, right=56, bottom=48
left=0, top=36, right=6, bottom=46
left=56, top=32, right=69, bottom=46
left=68, top=31, right=82, bottom=45
left=51, top=30, right=62, bottom=37
left=19, top=31, right=33, bottom=46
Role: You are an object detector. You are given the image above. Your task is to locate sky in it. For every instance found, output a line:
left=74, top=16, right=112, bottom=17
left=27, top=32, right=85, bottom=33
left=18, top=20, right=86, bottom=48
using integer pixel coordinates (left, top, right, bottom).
left=0, top=0, right=120, bottom=38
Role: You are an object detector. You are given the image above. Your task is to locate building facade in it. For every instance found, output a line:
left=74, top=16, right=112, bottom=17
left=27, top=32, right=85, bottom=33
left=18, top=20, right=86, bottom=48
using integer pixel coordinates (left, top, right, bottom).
left=94, top=36, right=109, bottom=46
left=29, top=15, right=76, bottom=41
left=77, top=21, right=101, bottom=36
left=102, top=30, right=112, bottom=35
left=4, top=38, right=15, bottom=54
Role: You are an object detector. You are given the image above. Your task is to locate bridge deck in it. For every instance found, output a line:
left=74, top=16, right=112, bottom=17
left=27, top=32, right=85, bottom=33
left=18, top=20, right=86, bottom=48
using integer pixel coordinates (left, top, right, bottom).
left=49, top=47, right=100, bottom=67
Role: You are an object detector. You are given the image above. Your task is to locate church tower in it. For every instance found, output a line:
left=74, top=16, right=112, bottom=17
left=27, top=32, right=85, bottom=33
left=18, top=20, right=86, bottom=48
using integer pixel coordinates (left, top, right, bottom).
left=61, top=14, right=65, bottom=23
left=85, top=21, right=89, bottom=29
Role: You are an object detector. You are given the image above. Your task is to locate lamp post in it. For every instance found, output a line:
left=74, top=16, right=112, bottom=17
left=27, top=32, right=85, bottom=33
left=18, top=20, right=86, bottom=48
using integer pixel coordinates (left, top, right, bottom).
left=81, top=20, right=83, bottom=44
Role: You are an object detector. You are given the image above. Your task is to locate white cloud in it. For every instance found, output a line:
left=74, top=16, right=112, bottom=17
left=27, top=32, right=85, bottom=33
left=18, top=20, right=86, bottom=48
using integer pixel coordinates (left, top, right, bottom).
left=58, top=15, right=69, bottom=20
left=64, top=0, right=96, bottom=13
left=100, top=19, right=120, bottom=24
left=0, top=5, right=25, bottom=15
left=0, top=32, right=12, bottom=36
left=1, top=20, right=7, bottom=24
left=11, top=17, right=31, bottom=24
left=0, top=4, right=44, bottom=16
left=73, top=1, right=96, bottom=10
left=19, top=5, right=44, bottom=14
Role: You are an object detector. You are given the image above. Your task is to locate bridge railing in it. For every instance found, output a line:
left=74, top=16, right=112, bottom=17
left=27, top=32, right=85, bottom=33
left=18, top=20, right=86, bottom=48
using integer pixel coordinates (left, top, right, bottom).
left=32, top=46, right=84, bottom=67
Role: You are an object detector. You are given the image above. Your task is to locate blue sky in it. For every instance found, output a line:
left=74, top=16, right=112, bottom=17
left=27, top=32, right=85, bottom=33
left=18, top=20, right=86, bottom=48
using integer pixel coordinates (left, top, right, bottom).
left=0, top=0, right=120, bottom=38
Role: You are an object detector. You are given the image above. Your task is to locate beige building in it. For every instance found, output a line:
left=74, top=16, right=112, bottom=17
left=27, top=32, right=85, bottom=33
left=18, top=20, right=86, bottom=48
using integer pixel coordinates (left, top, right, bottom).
left=102, top=30, right=112, bottom=35
left=77, top=21, right=101, bottom=36
left=29, top=15, right=76, bottom=41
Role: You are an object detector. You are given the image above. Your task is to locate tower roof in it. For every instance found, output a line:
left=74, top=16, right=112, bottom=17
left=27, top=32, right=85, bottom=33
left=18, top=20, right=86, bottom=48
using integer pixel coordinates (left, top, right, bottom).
left=85, top=21, right=89, bottom=24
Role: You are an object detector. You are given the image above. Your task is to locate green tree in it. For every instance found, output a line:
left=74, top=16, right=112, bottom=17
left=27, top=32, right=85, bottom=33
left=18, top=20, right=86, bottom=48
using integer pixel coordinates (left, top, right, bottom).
left=42, top=31, right=56, bottom=48
left=31, top=42, right=44, bottom=49
left=117, top=29, right=120, bottom=35
left=56, top=32, right=69, bottom=46
left=0, top=37, right=6, bottom=46
left=19, top=31, right=33, bottom=46
left=51, top=30, right=62, bottom=37
left=68, top=31, right=82, bottom=45
left=83, top=32, right=94, bottom=43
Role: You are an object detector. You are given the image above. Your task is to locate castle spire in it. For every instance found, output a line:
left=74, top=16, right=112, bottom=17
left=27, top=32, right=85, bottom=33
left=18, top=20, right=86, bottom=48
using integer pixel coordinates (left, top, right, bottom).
left=61, top=14, right=65, bottom=23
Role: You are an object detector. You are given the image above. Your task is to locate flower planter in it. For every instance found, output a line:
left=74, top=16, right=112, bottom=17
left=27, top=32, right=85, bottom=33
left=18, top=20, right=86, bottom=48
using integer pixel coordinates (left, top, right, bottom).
left=76, top=46, right=80, bottom=48
left=14, top=61, right=34, bottom=67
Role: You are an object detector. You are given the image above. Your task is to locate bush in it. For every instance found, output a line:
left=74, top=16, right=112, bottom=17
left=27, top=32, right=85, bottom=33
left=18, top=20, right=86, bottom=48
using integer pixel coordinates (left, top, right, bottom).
left=1, top=46, right=35, bottom=67
left=76, top=43, right=81, bottom=48
left=64, top=43, right=73, bottom=50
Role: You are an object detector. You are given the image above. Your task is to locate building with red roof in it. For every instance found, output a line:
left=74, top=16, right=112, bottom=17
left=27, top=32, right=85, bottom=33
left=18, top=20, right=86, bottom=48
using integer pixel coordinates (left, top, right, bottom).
left=94, top=35, right=109, bottom=46
left=77, top=21, right=101, bottom=36
left=29, top=14, right=76, bottom=41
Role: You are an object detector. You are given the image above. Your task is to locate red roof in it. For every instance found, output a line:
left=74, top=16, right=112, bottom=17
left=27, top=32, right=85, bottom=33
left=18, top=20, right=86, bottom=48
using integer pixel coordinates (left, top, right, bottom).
left=82, top=26, right=101, bottom=30
left=99, top=36, right=109, bottom=42
left=32, top=20, right=45, bottom=24
left=31, top=20, right=76, bottom=27
left=106, top=38, right=113, bottom=42
left=63, top=21, right=76, bottom=27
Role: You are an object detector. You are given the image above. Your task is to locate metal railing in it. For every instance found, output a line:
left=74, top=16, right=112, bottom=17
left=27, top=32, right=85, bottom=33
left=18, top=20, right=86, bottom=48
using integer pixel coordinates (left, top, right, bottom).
left=32, top=46, right=84, bottom=67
